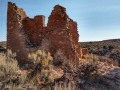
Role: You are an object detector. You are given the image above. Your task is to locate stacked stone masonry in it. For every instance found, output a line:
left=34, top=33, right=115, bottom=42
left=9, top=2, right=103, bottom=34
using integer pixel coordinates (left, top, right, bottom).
left=7, top=2, right=87, bottom=64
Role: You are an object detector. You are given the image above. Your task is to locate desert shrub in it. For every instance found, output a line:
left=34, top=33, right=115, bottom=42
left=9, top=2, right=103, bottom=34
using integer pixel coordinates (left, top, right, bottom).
left=28, top=50, right=53, bottom=69
left=99, top=56, right=119, bottom=66
left=0, top=50, right=55, bottom=89
left=78, top=54, right=99, bottom=83
left=89, top=42, right=92, bottom=44
left=0, top=52, right=20, bottom=89
left=0, top=45, right=2, bottom=48
left=7, top=49, right=16, bottom=59
left=53, top=50, right=67, bottom=66
left=108, top=45, right=114, bottom=50
left=28, top=50, right=55, bottom=86
left=0, top=46, right=6, bottom=53
left=103, top=46, right=108, bottom=49
left=0, top=50, right=37, bottom=90
left=0, top=50, right=79, bottom=89
left=0, top=52, right=18, bottom=77
left=53, top=50, right=78, bottom=73
left=103, top=45, right=114, bottom=51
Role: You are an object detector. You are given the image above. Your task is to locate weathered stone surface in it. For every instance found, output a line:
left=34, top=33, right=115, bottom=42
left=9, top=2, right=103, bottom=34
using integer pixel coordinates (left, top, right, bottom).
left=7, top=2, right=28, bottom=64
left=7, top=2, right=83, bottom=64
left=22, top=16, right=46, bottom=46
left=81, top=48, right=88, bottom=57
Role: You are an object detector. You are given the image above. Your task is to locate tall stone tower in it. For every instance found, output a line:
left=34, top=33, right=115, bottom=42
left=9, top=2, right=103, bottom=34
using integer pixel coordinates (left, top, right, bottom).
left=47, top=5, right=81, bottom=61
left=7, top=2, right=29, bottom=64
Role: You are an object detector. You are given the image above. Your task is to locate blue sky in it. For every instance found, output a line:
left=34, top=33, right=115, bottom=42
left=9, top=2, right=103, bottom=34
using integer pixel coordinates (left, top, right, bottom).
left=0, top=0, right=120, bottom=42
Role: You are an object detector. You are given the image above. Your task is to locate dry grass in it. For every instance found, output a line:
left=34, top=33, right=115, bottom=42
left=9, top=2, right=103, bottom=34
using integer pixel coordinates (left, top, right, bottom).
left=0, top=53, right=18, bottom=75
left=0, top=50, right=119, bottom=90
left=78, top=54, right=120, bottom=90
left=0, top=52, right=19, bottom=89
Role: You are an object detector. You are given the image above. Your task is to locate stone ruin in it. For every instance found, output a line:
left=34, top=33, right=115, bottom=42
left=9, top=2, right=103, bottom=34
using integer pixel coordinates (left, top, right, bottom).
left=7, top=2, right=87, bottom=64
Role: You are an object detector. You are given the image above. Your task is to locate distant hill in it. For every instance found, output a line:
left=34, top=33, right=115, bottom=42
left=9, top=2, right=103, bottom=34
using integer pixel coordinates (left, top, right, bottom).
left=80, top=39, right=120, bottom=49
left=0, top=41, right=6, bottom=49
left=80, top=39, right=120, bottom=65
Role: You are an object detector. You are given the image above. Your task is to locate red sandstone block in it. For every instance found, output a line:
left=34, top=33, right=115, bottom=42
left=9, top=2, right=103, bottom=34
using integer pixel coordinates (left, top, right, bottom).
left=82, top=48, right=88, bottom=56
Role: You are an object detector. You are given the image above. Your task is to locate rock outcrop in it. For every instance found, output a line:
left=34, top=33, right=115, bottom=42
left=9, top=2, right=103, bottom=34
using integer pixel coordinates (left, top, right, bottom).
left=7, top=2, right=86, bottom=64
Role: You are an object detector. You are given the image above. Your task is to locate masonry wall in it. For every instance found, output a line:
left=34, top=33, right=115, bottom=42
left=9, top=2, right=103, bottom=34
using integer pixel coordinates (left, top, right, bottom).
left=22, top=16, right=46, bottom=46
left=47, top=5, right=81, bottom=60
left=7, top=2, right=82, bottom=65
left=7, top=2, right=29, bottom=64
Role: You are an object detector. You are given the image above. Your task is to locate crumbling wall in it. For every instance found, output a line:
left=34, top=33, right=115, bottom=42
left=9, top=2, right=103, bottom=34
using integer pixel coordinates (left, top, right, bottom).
left=7, top=2, right=29, bottom=64
left=7, top=2, right=83, bottom=64
left=22, top=16, right=46, bottom=46
left=47, top=5, right=81, bottom=60
left=47, top=5, right=68, bottom=29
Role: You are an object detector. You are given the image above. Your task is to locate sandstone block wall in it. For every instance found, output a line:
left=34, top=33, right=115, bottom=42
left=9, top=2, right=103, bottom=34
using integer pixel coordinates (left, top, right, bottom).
left=7, top=2, right=84, bottom=64
left=7, top=2, right=29, bottom=64
left=81, top=48, right=88, bottom=57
